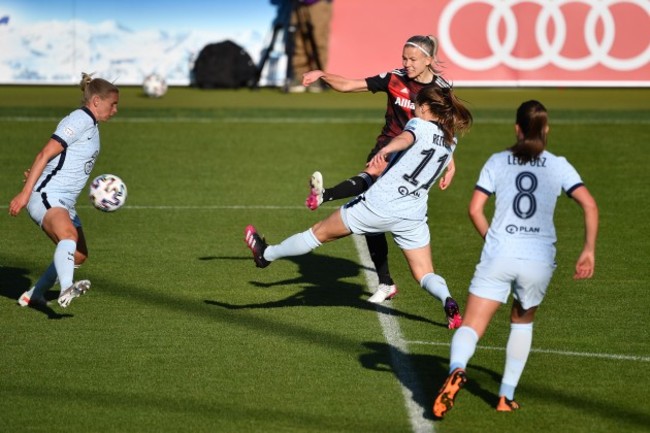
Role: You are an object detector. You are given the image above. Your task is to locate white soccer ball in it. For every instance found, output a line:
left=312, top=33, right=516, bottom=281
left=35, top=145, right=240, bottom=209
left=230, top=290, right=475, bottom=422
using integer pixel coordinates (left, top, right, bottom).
left=89, top=174, right=128, bottom=212
left=142, top=73, right=168, bottom=98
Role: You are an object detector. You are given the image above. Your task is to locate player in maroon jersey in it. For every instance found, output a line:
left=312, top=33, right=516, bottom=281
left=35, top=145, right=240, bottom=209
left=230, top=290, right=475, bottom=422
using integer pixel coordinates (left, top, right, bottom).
left=300, top=35, right=459, bottom=306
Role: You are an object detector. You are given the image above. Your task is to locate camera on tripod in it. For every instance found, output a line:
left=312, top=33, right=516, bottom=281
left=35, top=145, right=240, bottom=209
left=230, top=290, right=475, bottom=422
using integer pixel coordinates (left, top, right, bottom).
left=256, top=0, right=324, bottom=91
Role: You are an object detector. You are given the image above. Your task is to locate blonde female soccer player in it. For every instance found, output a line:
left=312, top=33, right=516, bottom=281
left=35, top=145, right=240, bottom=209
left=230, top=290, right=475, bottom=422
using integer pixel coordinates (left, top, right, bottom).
left=433, top=100, right=599, bottom=418
left=301, top=34, right=459, bottom=304
left=9, top=72, right=119, bottom=308
left=245, top=84, right=472, bottom=329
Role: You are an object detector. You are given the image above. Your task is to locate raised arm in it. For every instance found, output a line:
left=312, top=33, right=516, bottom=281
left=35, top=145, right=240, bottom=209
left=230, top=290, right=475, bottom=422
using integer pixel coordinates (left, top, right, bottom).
left=570, top=185, right=599, bottom=279
left=302, top=70, right=368, bottom=93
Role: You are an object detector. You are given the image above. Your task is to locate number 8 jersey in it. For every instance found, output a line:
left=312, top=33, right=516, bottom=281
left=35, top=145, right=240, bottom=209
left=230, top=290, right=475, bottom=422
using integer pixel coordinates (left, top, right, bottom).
left=475, top=150, right=584, bottom=263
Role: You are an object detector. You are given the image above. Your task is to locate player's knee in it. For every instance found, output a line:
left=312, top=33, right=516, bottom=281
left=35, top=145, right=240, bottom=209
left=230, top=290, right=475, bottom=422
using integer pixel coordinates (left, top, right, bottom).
left=74, top=250, right=88, bottom=265
left=56, top=230, right=79, bottom=244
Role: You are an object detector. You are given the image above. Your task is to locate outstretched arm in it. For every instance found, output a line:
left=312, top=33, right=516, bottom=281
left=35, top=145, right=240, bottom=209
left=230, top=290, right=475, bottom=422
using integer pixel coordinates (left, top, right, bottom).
left=368, top=131, right=415, bottom=171
left=302, top=70, right=368, bottom=93
left=570, top=185, right=599, bottom=279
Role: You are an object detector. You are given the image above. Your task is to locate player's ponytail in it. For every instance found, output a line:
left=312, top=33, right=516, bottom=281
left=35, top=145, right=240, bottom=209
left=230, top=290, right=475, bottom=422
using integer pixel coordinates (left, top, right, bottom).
left=416, top=85, right=473, bottom=147
left=79, top=72, right=119, bottom=105
left=510, top=100, right=548, bottom=163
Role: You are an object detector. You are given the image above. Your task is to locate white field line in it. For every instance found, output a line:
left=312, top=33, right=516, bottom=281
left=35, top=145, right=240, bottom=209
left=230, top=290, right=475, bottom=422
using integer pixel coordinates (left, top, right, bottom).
left=0, top=205, right=304, bottom=210
left=1, top=116, right=648, bottom=125
left=113, top=205, right=305, bottom=210
left=0, top=116, right=381, bottom=124
left=407, top=340, right=650, bottom=363
left=352, top=235, right=434, bottom=433
left=4, top=201, right=647, bottom=366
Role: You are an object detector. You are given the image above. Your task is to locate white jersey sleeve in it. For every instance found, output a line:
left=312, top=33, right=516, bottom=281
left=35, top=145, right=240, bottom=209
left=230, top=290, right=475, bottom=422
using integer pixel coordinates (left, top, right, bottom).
left=34, top=107, right=100, bottom=199
left=477, top=150, right=583, bottom=263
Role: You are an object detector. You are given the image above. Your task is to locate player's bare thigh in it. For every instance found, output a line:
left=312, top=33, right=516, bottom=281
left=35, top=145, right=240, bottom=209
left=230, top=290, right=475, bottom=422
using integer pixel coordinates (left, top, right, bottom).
left=42, top=207, right=78, bottom=244
left=311, top=209, right=352, bottom=243
left=401, top=245, right=434, bottom=282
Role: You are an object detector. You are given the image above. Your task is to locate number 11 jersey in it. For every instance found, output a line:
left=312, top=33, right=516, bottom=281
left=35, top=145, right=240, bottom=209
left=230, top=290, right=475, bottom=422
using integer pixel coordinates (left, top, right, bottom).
left=365, top=117, right=456, bottom=221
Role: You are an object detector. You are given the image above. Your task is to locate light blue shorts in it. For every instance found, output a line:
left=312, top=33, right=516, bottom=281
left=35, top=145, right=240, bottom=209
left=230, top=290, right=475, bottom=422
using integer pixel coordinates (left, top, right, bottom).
left=468, top=257, right=556, bottom=310
left=340, top=196, right=430, bottom=250
left=27, top=192, right=82, bottom=228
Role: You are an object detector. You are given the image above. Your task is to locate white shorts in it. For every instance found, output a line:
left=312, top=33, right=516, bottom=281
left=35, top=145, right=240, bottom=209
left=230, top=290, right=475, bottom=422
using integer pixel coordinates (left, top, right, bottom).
left=340, top=196, right=430, bottom=250
left=468, top=257, right=556, bottom=310
left=27, top=192, right=82, bottom=228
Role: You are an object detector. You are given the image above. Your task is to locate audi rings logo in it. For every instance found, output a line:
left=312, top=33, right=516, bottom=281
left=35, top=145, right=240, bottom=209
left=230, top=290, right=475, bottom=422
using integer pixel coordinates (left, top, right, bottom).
left=438, top=0, right=650, bottom=71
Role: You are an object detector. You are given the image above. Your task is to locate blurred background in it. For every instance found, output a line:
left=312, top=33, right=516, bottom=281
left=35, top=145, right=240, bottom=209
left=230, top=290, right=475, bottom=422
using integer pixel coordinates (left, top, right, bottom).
left=0, top=0, right=648, bottom=88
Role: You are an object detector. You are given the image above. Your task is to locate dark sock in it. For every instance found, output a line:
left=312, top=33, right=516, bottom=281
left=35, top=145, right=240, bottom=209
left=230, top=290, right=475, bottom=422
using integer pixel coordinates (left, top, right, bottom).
left=322, top=172, right=374, bottom=202
left=366, top=234, right=394, bottom=286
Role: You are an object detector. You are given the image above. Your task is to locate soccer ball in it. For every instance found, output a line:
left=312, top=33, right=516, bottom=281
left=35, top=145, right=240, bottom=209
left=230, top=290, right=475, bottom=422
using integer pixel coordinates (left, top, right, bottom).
left=89, top=174, right=128, bottom=212
left=142, top=73, right=168, bottom=98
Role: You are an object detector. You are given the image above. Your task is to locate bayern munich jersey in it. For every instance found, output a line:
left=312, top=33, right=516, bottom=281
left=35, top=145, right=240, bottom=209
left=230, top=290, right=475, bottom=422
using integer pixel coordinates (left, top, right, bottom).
left=365, top=69, right=450, bottom=152
left=364, top=118, right=455, bottom=220
left=34, top=107, right=100, bottom=198
left=476, top=149, right=584, bottom=263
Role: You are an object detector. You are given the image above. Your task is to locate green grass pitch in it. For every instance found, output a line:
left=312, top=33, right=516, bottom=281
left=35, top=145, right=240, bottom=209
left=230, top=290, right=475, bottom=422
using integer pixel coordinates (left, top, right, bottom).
left=0, top=85, right=648, bottom=433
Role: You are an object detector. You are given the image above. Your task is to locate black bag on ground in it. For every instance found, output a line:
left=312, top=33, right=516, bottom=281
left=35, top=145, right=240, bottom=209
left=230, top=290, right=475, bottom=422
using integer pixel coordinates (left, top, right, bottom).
left=193, top=40, right=257, bottom=89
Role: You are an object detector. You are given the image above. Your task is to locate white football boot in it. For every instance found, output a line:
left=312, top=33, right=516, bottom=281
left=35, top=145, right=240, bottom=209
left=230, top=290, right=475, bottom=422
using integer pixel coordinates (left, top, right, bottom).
left=305, top=171, right=324, bottom=210
left=368, top=284, right=398, bottom=303
left=58, top=280, right=91, bottom=308
left=17, top=289, right=47, bottom=307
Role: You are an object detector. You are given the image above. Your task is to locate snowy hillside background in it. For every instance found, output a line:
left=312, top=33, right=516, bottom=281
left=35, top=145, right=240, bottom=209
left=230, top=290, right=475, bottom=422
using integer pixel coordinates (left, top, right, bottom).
left=0, top=1, right=285, bottom=86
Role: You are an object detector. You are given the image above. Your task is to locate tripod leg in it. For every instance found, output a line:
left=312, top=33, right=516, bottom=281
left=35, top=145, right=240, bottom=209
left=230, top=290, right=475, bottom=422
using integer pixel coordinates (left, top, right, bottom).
left=284, top=22, right=297, bottom=92
left=257, top=1, right=293, bottom=89
left=255, top=25, right=281, bottom=88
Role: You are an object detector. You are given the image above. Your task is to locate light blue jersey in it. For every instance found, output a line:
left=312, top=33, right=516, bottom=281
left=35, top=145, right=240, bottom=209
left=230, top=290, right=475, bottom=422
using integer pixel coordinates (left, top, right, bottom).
left=364, top=117, right=456, bottom=220
left=34, top=107, right=100, bottom=200
left=476, top=149, right=583, bottom=263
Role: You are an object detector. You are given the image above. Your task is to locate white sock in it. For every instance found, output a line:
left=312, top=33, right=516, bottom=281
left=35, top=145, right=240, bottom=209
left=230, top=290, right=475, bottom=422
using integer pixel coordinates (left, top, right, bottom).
left=449, top=325, right=479, bottom=372
left=420, top=273, right=452, bottom=304
left=53, top=239, right=76, bottom=291
left=31, top=262, right=58, bottom=298
left=264, top=228, right=321, bottom=261
left=499, top=322, right=533, bottom=400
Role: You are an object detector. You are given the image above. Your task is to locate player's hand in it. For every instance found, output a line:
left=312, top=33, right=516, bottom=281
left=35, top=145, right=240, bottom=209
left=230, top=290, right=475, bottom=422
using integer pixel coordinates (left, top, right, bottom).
left=574, top=250, right=595, bottom=279
left=302, top=70, right=325, bottom=87
left=9, top=192, right=29, bottom=217
left=439, top=168, right=455, bottom=190
left=366, top=153, right=388, bottom=177
left=367, top=151, right=388, bottom=173
left=439, top=159, right=456, bottom=190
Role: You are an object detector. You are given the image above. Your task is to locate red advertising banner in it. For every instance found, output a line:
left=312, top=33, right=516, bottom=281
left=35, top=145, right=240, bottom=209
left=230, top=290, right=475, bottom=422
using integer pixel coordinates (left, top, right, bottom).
left=328, top=0, right=650, bottom=87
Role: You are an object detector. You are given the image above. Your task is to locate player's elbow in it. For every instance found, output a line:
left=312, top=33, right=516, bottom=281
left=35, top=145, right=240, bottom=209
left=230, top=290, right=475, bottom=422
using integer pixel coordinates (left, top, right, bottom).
left=468, top=203, right=483, bottom=221
left=580, top=194, right=599, bottom=218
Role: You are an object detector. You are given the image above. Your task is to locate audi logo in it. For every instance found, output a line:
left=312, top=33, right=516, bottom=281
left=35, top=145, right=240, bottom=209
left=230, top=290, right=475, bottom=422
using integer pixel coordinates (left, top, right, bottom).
left=438, top=0, right=650, bottom=71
